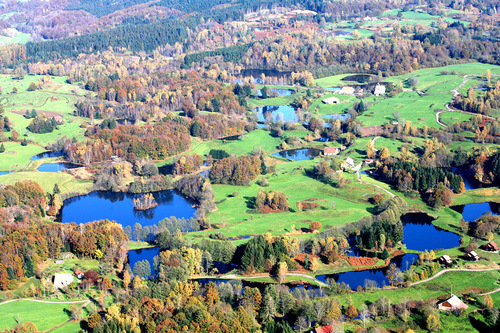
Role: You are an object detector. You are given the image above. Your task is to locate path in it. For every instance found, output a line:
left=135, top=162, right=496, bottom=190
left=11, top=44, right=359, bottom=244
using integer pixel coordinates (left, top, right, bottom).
left=356, top=167, right=395, bottom=198
left=0, top=298, right=92, bottom=306
left=411, top=267, right=500, bottom=286
left=214, top=272, right=328, bottom=287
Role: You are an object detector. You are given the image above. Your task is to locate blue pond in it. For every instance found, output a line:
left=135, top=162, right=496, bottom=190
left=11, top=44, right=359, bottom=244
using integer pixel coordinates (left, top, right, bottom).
left=324, top=114, right=351, bottom=121
left=128, top=247, right=159, bottom=275
left=324, top=87, right=341, bottom=92
left=451, top=202, right=499, bottom=222
left=316, top=253, right=418, bottom=290
left=30, top=151, right=64, bottom=160
left=0, top=171, right=13, bottom=176
left=195, top=278, right=322, bottom=293
left=57, top=190, right=196, bottom=228
left=37, top=163, right=78, bottom=172
left=258, top=89, right=295, bottom=97
left=272, top=148, right=322, bottom=161
left=447, top=167, right=491, bottom=191
left=401, top=213, right=461, bottom=251
left=255, top=105, right=298, bottom=122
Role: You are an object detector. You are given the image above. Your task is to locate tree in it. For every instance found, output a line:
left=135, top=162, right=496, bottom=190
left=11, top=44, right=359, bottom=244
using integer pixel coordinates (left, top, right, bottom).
left=379, top=147, right=390, bottom=160
left=21, top=138, right=28, bottom=146
left=122, top=270, right=130, bottom=289
left=380, top=248, right=390, bottom=260
left=27, top=82, right=37, bottom=91
left=70, top=304, right=83, bottom=321
left=482, top=295, right=494, bottom=310
left=261, top=295, right=276, bottom=323
left=352, top=29, right=360, bottom=40
left=309, top=221, right=322, bottom=232
left=0, top=143, right=4, bottom=153
left=346, top=304, right=358, bottom=319
left=133, top=260, right=152, bottom=278
left=278, top=261, right=288, bottom=284
left=387, top=263, right=403, bottom=286
left=310, top=258, right=319, bottom=273
left=427, top=314, right=441, bottom=332
left=11, top=129, right=19, bottom=141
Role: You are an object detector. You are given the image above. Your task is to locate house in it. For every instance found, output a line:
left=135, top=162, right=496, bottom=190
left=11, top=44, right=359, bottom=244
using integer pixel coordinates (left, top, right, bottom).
left=340, top=145, right=347, bottom=151
left=483, top=241, right=499, bottom=252
left=315, top=325, right=333, bottom=333
left=322, top=96, right=340, bottom=105
left=324, top=147, right=339, bottom=155
left=339, top=86, right=355, bottom=95
left=373, top=85, right=386, bottom=96
left=438, top=255, right=453, bottom=266
left=54, top=260, right=64, bottom=264
left=365, top=159, right=374, bottom=165
left=438, top=295, right=469, bottom=311
left=53, top=273, right=74, bottom=290
left=75, top=269, right=84, bottom=279
left=344, top=157, right=355, bottom=168
left=464, top=251, right=479, bottom=261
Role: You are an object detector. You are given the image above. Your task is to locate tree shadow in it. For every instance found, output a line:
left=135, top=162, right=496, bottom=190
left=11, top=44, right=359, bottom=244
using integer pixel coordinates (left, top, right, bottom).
left=244, top=196, right=256, bottom=209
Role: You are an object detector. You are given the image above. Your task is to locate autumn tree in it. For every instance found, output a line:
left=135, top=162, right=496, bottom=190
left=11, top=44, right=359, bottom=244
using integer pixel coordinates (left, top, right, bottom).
left=278, top=261, right=288, bottom=284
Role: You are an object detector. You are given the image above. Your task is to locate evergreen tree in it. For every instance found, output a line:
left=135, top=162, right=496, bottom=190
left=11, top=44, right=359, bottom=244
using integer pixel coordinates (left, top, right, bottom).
left=0, top=143, right=4, bottom=153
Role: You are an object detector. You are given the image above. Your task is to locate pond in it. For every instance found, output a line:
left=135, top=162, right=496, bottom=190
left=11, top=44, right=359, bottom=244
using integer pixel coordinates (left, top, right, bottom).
left=272, top=148, right=322, bottom=161
left=128, top=247, right=159, bottom=275
left=258, top=88, right=295, bottom=97
left=451, top=202, right=499, bottom=222
left=324, top=114, right=351, bottom=121
left=324, top=87, right=341, bottom=92
left=401, top=213, right=461, bottom=251
left=37, top=163, right=79, bottom=172
left=254, top=105, right=298, bottom=122
left=57, top=190, right=197, bottom=228
left=30, top=151, right=64, bottom=160
left=316, top=253, right=418, bottom=290
left=234, top=69, right=291, bottom=84
left=195, top=278, right=323, bottom=293
left=0, top=171, right=13, bottom=176
left=446, top=167, right=491, bottom=191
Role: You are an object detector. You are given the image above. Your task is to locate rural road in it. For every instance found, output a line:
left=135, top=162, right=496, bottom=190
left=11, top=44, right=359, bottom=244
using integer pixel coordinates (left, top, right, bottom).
left=0, top=298, right=92, bottom=306
left=411, top=267, right=500, bottom=287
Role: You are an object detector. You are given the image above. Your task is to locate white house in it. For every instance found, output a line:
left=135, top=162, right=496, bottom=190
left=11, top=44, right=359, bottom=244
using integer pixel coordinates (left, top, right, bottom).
left=373, top=85, right=386, bottom=96
left=438, top=295, right=468, bottom=311
left=53, top=273, right=74, bottom=290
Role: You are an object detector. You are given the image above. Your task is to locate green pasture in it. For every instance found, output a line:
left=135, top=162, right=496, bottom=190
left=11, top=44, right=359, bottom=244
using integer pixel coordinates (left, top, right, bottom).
left=0, top=171, right=93, bottom=195
left=315, top=74, right=365, bottom=87
left=0, top=31, right=30, bottom=47
left=357, top=91, right=449, bottom=128
left=439, top=111, right=473, bottom=126
left=50, top=321, right=83, bottom=333
left=0, top=142, right=46, bottom=171
left=196, top=164, right=387, bottom=240
left=0, top=300, right=72, bottom=331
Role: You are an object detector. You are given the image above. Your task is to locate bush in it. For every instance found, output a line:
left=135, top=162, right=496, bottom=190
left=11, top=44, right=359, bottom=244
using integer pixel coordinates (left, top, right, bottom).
left=309, top=221, right=322, bottom=232
left=257, top=178, right=269, bottom=187
left=230, top=191, right=238, bottom=197
left=8, top=279, right=19, bottom=290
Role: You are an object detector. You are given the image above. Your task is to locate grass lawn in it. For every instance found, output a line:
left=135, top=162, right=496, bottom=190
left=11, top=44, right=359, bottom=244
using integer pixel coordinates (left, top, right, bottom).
left=190, top=163, right=386, bottom=241
left=50, top=321, right=83, bottom=333
left=128, top=241, right=156, bottom=250
left=357, top=91, right=450, bottom=128
left=0, top=300, right=72, bottom=331
left=0, top=171, right=93, bottom=195
left=0, top=142, right=46, bottom=171
left=439, top=111, right=473, bottom=126
left=315, top=74, right=362, bottom=87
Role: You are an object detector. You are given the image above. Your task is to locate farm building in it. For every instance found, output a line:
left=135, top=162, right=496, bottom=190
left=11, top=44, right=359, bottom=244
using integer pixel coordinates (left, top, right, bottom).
left=53, top=273, right=74, bottom=290
left=339, top=86, right=355, bottom=95
left=373, top=85, right=386, bottom=96
left=322, top=96, right=340, bottom=104
left=344, top=157, right=355, bottom=168
left=438, top=295, right=468, bottom=311
left=464, top=251, right=479, bottom=261
left=75, top=269, right=84, bottom=279
left=365, top=159, right=374, bottom=165
left=438, top=255, right=452, bottom=266
left=483, top=241, right=499, bottom=252
left=324, top=147, right=339, bottom=155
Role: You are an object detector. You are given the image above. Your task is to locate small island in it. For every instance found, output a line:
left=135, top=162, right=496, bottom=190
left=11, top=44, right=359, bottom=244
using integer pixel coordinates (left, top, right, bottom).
left=132, top=193, right=158, bottom=210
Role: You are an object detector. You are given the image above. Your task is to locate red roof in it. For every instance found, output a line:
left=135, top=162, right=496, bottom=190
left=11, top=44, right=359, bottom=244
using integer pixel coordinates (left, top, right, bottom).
left=75, top=270, right=82, bottom=275
left=324, top=147, right=338, bottom=154
left=316, top=326, right=333, bottom=333
left=487, top=241, right=499, bottom=250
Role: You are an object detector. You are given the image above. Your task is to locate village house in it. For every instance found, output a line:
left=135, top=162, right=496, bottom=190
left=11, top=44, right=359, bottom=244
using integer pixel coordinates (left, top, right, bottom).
left=344, top=157, right=355, bottom=169
left=373, top=84, right=386, bottom=96
left=364, top=158, right=374, bottom=165
left=324, top=147, right=339, bottom=155
left=315, top=325, right=333, bottom=333
left=75, top=269, right=84, bottom=279
left=339, top=86, right=355, bottom=95
left=322, top=96, right=340, bottom=105
left=438, top=295, right=469, bottom=311
left=53, top=273, right=74, bottom=290
left=438, top=255, right=453, bottom=266
left=464, top=251, right=479, bottom=261
left=483, top=241, right=499, bottom=252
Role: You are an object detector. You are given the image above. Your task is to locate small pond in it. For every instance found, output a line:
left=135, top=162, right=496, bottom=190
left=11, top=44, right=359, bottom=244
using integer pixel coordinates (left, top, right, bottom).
left=316, top=253, right=418, bottom=290
left=37, top=163, right=79, bottom=172
left=446, top=167, right=491, bottom=191
left=451, top=202, right=499, bottom=222
left=401, top=213, right=461, bottom=251
left=324, top=114, right=351, bottom=121
left=258, top=88, right=295, bottom=97
left=324, top=87, right=341, bottom=92
left=57, top=190, right=197, bottom=228
left=0, top=171, right=13, bottom=176
left=272, top=148, right=322, bottom=161
left=30, top=151, right=64, bottom=161
left=254, top=105, right=298, bottom=122
left=128, top=247, right=159, bottom=275
left=195, top=278, right=323, bottom=293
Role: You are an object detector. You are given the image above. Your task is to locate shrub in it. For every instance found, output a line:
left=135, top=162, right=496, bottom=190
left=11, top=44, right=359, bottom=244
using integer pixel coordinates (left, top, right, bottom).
left=309, top=221, right=322, bottom=232
left=257, top=178, right=269, bottom=187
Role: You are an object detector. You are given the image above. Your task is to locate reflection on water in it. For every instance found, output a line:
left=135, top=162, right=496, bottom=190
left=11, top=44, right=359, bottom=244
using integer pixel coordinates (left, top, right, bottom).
left=272, top=148, right=322, bottom=161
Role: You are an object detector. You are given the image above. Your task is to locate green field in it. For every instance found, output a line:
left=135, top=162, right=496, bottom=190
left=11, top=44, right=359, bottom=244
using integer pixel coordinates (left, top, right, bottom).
left=0, top=30, right=30, bottom=46
left=0, top=171, right=93, bottom=195
left=439, top=111, right=473, bottom=126
left=0, top=300, right=73, bottom=331
left=0, top=142, right=46, bottom=171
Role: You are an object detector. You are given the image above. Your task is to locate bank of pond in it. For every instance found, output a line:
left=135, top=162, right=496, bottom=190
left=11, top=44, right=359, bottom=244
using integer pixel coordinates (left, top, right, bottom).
left=37, top=162, right=78, bottom=172
left=272, top=148, right=323, bottom=161
left=451, top=202, right=499, bottom=222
